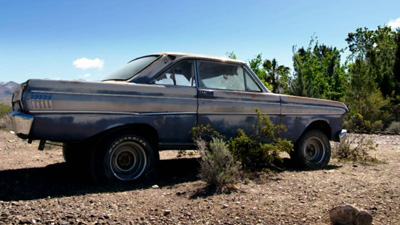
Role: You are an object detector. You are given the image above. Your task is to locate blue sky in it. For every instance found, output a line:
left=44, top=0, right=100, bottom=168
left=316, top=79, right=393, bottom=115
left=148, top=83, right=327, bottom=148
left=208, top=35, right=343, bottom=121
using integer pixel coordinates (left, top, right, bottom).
left=1, top=0, right=400, bottom=83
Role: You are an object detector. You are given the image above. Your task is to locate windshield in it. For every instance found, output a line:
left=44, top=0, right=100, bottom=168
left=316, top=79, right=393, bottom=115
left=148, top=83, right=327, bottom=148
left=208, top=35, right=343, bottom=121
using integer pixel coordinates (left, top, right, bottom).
left=102, top=55, right=159, bottom=81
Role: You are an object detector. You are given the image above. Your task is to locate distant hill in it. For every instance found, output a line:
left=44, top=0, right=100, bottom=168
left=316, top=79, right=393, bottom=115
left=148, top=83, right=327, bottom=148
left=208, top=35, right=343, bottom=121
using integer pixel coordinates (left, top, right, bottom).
left=0, top=81, right=19, bottom=106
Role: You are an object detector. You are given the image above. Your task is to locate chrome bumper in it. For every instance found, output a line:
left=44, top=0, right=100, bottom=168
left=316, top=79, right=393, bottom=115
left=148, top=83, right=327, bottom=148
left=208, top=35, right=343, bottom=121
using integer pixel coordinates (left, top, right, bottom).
left=5, top=111, right=34, bottom=137
left=338, top=129, right=347, bottom=141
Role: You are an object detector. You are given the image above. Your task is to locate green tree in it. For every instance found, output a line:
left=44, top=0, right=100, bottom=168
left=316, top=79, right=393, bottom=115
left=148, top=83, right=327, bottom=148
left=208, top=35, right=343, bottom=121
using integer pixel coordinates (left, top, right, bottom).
left=226, top=51, right=237, bottom=59
left=290, top=37, right=347, bottom=100
left=346, top=26, right=399, bottom=98
left=248, top=54, right=269, bottom=89
left=289, top=51, right=318, bottom=97
left=263, top=58, right=290, bottom=93
left=345, top=26, right=400, bottom=125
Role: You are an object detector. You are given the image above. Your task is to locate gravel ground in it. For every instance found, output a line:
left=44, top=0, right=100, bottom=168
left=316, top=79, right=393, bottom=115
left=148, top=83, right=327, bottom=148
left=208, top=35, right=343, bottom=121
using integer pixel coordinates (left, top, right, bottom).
left=0, top=130, right=399, bottom=224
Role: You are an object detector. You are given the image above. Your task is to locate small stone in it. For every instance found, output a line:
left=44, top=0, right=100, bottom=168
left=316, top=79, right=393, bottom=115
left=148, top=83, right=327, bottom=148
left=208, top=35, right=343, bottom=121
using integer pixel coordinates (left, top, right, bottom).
left=222, top=204, right=229, bottom=209
left=176, top=191, right=186, bottom=196
left=355, top=210, right=373, bottom=225
left=19, top=219, right=34, bottom=224
left=163, top=210, right=171, bottom=216
left=353, top=164, right=358, bottom=167
left=329, top=205, right=359, bottom=225
left=152, top=185, right=160, bottom=189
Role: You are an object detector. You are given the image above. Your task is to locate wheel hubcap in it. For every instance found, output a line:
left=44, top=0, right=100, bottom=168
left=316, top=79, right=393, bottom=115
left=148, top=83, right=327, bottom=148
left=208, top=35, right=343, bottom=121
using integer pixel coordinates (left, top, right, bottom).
left=110, top=142, right=147, bottom=181
left=303, top=137, right=325, bottom=163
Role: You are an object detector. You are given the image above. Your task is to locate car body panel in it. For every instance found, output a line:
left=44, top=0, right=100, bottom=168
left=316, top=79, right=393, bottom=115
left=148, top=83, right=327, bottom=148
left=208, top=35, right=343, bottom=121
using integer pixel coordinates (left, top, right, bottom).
left=6, top=52, right=348, bottom=150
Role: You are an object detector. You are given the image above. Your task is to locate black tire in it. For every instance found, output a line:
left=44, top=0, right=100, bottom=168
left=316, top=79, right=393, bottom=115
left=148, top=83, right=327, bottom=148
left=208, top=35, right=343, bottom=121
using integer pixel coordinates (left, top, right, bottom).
left=294, top=129, right=331, bottom=169
left=62, top=142, right=92, bottom=167
left=90, top=133, right=159, bottom=182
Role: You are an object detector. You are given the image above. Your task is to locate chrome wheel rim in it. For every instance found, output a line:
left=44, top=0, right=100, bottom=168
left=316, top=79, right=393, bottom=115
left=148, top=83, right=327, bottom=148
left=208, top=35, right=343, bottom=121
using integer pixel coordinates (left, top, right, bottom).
left=110, top=142, right=147, bottom=181
left=302, top=137, right=325, bottom=163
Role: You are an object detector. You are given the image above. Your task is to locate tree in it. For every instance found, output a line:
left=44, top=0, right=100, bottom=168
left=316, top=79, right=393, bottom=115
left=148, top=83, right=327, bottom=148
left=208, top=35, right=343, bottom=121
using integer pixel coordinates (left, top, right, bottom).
left=345, top=26, right=400, bottom=125
left=346, top=26, right=399, bottom=98
left=247, top=54, right=270, bottom=90
left=289, top=52, right=318, bottom=97
left=263, top=58, right=290, bottom=93
left=226, top=51, right=237, bottom=59
left=290, top=37, right=347, bottom=100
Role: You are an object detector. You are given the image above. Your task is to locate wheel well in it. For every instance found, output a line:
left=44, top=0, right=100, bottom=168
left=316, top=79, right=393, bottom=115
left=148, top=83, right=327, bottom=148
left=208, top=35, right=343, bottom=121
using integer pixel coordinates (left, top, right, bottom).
left=92, top=124, right=159, bottom=150
left=303, top=120, right=331, bottom=141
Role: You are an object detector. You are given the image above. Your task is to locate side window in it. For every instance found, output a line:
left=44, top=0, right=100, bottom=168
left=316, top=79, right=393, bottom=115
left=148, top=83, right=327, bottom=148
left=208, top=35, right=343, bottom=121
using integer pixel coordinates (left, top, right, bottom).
left=198, top=61, right=245, bottom=91
left=197, top=61, right=262, bottom=92
left=153, top=60, right=195, bottom=87
left=244, top=69, right=262, bottom=92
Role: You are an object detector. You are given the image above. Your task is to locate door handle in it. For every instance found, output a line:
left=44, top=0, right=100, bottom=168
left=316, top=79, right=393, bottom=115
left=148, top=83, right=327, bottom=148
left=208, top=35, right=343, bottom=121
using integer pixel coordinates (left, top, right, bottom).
left=200, top=90, right=214, bottom=97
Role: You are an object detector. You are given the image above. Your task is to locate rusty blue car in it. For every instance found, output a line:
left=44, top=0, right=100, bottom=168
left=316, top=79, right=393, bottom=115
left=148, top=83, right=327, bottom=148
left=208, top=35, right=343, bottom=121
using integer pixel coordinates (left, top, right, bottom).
left=6, top=52, right=348, bottom=181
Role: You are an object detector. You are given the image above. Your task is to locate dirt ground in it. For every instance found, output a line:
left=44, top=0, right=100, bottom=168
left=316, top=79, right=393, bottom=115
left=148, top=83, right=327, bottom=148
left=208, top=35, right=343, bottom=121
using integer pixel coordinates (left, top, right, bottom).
left=0, top=129, right=399, bottom=225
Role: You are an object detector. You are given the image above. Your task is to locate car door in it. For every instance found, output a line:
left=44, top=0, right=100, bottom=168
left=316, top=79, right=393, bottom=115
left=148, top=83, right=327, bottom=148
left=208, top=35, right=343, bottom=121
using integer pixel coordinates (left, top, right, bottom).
left=196, top=60, right=281, bottom=139
left=150, top=60, right=198, bottom=148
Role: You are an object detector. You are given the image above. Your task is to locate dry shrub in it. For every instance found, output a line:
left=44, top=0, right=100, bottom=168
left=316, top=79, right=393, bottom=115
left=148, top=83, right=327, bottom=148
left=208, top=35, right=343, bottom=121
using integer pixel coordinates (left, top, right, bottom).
left=228, top=108, right=293, bottom=169
left=386, top=121, right=400, bottom=134
left=197, top=138, right=241, bottom=192
left=332, top=134, right=380, bottom=164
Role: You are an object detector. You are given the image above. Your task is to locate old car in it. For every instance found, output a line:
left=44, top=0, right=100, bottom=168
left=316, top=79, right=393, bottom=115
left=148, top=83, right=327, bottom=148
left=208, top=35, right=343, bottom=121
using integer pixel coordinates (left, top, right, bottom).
left=5, top=52, right=348, bottom=182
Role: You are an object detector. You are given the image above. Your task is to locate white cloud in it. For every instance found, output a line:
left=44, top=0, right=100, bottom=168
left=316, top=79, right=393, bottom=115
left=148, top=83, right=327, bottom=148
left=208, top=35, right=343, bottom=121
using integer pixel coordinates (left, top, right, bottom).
left=73, top=58, right=104, bottom=70
left=388, top=17, right=400, bottom=29
left=82, top=73, right=91, bottom=78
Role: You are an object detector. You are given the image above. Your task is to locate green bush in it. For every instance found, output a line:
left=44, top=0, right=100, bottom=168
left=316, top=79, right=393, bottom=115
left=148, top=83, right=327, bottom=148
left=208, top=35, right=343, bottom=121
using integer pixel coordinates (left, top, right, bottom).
left=0, top=103, right=11, bottom=116
left=343, top=113, right=383, bottom=134
left=228, top=108, right=293, bottom=169
left=197, top=138, right=241, bottom=192
left=386, top=121, right=400, bottom=134
left=332, top=134, right=380, bottom=164
left=192, top=108, right=293, bottom=190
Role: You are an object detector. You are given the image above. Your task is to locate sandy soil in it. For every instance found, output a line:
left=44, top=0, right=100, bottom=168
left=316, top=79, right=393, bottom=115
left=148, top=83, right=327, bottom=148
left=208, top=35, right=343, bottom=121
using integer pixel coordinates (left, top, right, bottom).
left=0, top=130, right=399, bottom=224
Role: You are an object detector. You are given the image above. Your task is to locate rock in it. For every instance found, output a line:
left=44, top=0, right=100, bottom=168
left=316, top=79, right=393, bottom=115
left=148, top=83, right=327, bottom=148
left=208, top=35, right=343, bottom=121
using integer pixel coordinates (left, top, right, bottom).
left=152, top=185, right=160, bottom=189
left=222, top=204, right=229, bottom=209
left=19, top=218, right=35, bottom=224
left=329, top=205, right=359, bottom=225
left=329, top=205, right=373, bottom=225
left=176, top=191, right=186, bottom=196
left=163, top=210, right=171, bottom=216
left=355, top=211, right=373, bottom=225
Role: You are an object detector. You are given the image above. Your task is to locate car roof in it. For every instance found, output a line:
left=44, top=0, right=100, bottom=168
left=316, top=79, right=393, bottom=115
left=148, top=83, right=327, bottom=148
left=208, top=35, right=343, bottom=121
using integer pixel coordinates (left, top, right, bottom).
left=148, top=52, right=246, bottom=64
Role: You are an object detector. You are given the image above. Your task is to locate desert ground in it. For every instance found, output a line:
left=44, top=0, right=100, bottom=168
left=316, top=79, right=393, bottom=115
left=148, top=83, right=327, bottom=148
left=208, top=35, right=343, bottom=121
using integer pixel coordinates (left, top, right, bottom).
left=0, top=129, right=399, bottom=224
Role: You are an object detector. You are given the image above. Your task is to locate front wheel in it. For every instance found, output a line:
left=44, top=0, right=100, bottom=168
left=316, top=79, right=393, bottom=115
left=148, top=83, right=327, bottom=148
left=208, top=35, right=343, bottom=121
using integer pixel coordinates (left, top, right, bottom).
left=294, top=129, right=331, bottom=169
left=91, top=133, right=159, bottom=182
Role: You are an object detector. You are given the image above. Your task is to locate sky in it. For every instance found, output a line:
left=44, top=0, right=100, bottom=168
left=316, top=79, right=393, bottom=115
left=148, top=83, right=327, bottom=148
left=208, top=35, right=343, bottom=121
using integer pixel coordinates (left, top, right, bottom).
left=1, top=0, right=400, bottom=83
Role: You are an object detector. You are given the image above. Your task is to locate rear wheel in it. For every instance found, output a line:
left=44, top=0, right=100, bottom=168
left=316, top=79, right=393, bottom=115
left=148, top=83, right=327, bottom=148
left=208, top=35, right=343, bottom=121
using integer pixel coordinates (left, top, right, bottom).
left=293, top=130, right=331, bottom=169
left=90, top=133, right=159, bottom=182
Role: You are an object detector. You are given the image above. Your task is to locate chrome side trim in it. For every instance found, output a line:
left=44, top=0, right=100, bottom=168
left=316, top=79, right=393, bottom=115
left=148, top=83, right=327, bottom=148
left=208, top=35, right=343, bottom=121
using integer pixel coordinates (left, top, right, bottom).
left=28, top=110, right=197, bottom=116
left=30, top=90, right=195, bottom=101
left=281, top=112, right=344, bottom=116
left=200, top=98, right=280, bottom=105
left=198, top=112, right=280, bottom=116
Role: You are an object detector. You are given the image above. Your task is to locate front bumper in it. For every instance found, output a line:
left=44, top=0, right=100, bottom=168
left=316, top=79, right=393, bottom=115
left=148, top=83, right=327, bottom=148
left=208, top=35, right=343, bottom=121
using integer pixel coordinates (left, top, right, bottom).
left=338, top=129, right=347, bottom=141
left=5, top=111, right=33, bottom=138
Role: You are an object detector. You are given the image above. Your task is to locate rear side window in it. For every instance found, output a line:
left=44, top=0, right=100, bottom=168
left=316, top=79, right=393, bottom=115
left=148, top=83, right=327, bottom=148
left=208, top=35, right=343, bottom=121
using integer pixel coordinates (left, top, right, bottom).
left=197, top=61, right=261, bottom=92
left=103, top=56, right=159, bottom=81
